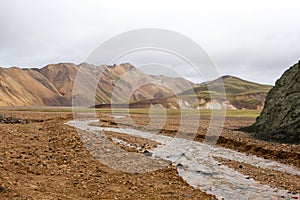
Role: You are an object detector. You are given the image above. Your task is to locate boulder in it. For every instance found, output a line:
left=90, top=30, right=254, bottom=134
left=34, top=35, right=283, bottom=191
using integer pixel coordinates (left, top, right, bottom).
left=246, top=61, right=300, bottom=143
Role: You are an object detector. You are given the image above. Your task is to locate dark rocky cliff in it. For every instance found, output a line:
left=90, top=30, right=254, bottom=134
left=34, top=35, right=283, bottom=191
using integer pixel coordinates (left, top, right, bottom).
left=246, top=61, right=300, bottom=143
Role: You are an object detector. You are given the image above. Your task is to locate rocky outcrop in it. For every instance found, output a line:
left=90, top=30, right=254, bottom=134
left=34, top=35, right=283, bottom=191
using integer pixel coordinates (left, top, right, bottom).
left=246, top=61, right=300, bottom=143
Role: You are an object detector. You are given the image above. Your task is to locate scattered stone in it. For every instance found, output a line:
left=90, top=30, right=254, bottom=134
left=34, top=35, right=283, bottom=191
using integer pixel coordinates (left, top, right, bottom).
left=0, top=117, right=44, bottom=124
left=176, top=163, right=184, bottom=168
left=143, top=150, right=152, bottom=157
left=9, top=117, right=22, bottom=124
left=109, top=121, right=117, bottom=126
left=0, top=186, right=5, bottom=193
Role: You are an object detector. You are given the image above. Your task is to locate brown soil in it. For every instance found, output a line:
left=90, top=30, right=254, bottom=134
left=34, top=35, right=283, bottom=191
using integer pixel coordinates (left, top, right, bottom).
left=0, top=111, right=215, bottom=200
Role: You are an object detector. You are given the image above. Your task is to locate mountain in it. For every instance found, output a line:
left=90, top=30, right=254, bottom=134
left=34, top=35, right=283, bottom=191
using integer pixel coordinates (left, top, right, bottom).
left=245, top=61, right=300, bottom=143
left=0, top=62, right=272, bottom=109
left=96, top=75, right=272, bottom=110
left=39, top=63, right=78, bottom=105
left=0, top=63, right=194, bottom=107
left=93, top=63, right=196, bottom=104
left=148, top=75, right=272, bottom=110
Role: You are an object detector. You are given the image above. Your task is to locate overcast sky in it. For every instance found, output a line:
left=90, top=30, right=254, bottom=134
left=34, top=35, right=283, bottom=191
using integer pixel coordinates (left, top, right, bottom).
left=0, top=0, right=300, bottom=85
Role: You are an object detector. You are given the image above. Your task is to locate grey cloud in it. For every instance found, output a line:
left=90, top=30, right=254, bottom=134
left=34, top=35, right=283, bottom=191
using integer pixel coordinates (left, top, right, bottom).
left=0, top=0, right=300, bottom=84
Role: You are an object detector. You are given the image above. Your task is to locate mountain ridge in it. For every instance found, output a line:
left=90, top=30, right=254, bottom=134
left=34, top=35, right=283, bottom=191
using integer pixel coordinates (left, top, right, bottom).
left=0, top=63, right=272, bottom=109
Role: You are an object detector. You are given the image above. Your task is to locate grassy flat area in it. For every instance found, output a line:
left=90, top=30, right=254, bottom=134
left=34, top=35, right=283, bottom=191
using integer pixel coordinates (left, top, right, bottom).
left=0, top=106, right=261, bottom=118
left=107, top=109, right=260, bottom=118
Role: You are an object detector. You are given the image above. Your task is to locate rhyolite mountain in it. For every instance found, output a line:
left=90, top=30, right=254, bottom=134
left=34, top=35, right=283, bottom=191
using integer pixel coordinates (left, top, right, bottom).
left=0, top=62, right=272, bottom=109
left=0, top=63, right=194, bottom=106
left=245, top=61, right=300, bottom=143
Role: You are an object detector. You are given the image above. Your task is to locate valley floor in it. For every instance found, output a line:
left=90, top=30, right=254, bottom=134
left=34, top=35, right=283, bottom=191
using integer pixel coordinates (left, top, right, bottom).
left=0, top=110, right=215, bottom=199
left=0, top=108, right=299, bottom=199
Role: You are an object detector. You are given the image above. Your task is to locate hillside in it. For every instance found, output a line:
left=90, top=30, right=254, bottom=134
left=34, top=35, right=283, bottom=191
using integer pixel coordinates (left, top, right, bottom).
left=96, top=75, right=272, bottom=110
left=0, top=63, right=194, bottom=107
left=0, top=67, right=61, bottom=106
left=175, top=75, right=272, bottom=110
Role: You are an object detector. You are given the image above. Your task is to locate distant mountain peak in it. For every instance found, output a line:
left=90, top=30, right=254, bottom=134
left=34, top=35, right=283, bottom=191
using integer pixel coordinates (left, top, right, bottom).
left=219, top=75, right=249, bottom=82
left=107, top=63, right=135, bottom=71
left=220, top=75, right=235, bottom=79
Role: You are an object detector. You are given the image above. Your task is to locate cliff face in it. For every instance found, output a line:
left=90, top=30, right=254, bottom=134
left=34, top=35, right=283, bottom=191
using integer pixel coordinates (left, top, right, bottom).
left=247, top=61, right=300, bottom=143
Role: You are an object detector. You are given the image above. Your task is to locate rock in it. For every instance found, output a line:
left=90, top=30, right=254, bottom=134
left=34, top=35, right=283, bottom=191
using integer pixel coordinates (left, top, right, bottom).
left=142, top=150, right=152, bottom=157
left=245, top=60, right=300, bottom=143
left=176, top=163, right=184, bottom=168
left=0, top=186, right=5, bottom=193
left=9, top=117, right=22, bottom=124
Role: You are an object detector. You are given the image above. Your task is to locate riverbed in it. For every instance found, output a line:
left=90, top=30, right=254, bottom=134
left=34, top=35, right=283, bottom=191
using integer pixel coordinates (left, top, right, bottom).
left=66, top=119, right=300, bottom=200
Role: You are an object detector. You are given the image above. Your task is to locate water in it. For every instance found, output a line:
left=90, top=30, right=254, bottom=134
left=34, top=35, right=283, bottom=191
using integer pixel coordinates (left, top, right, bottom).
left=66, top=119, right=300, bottom=200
